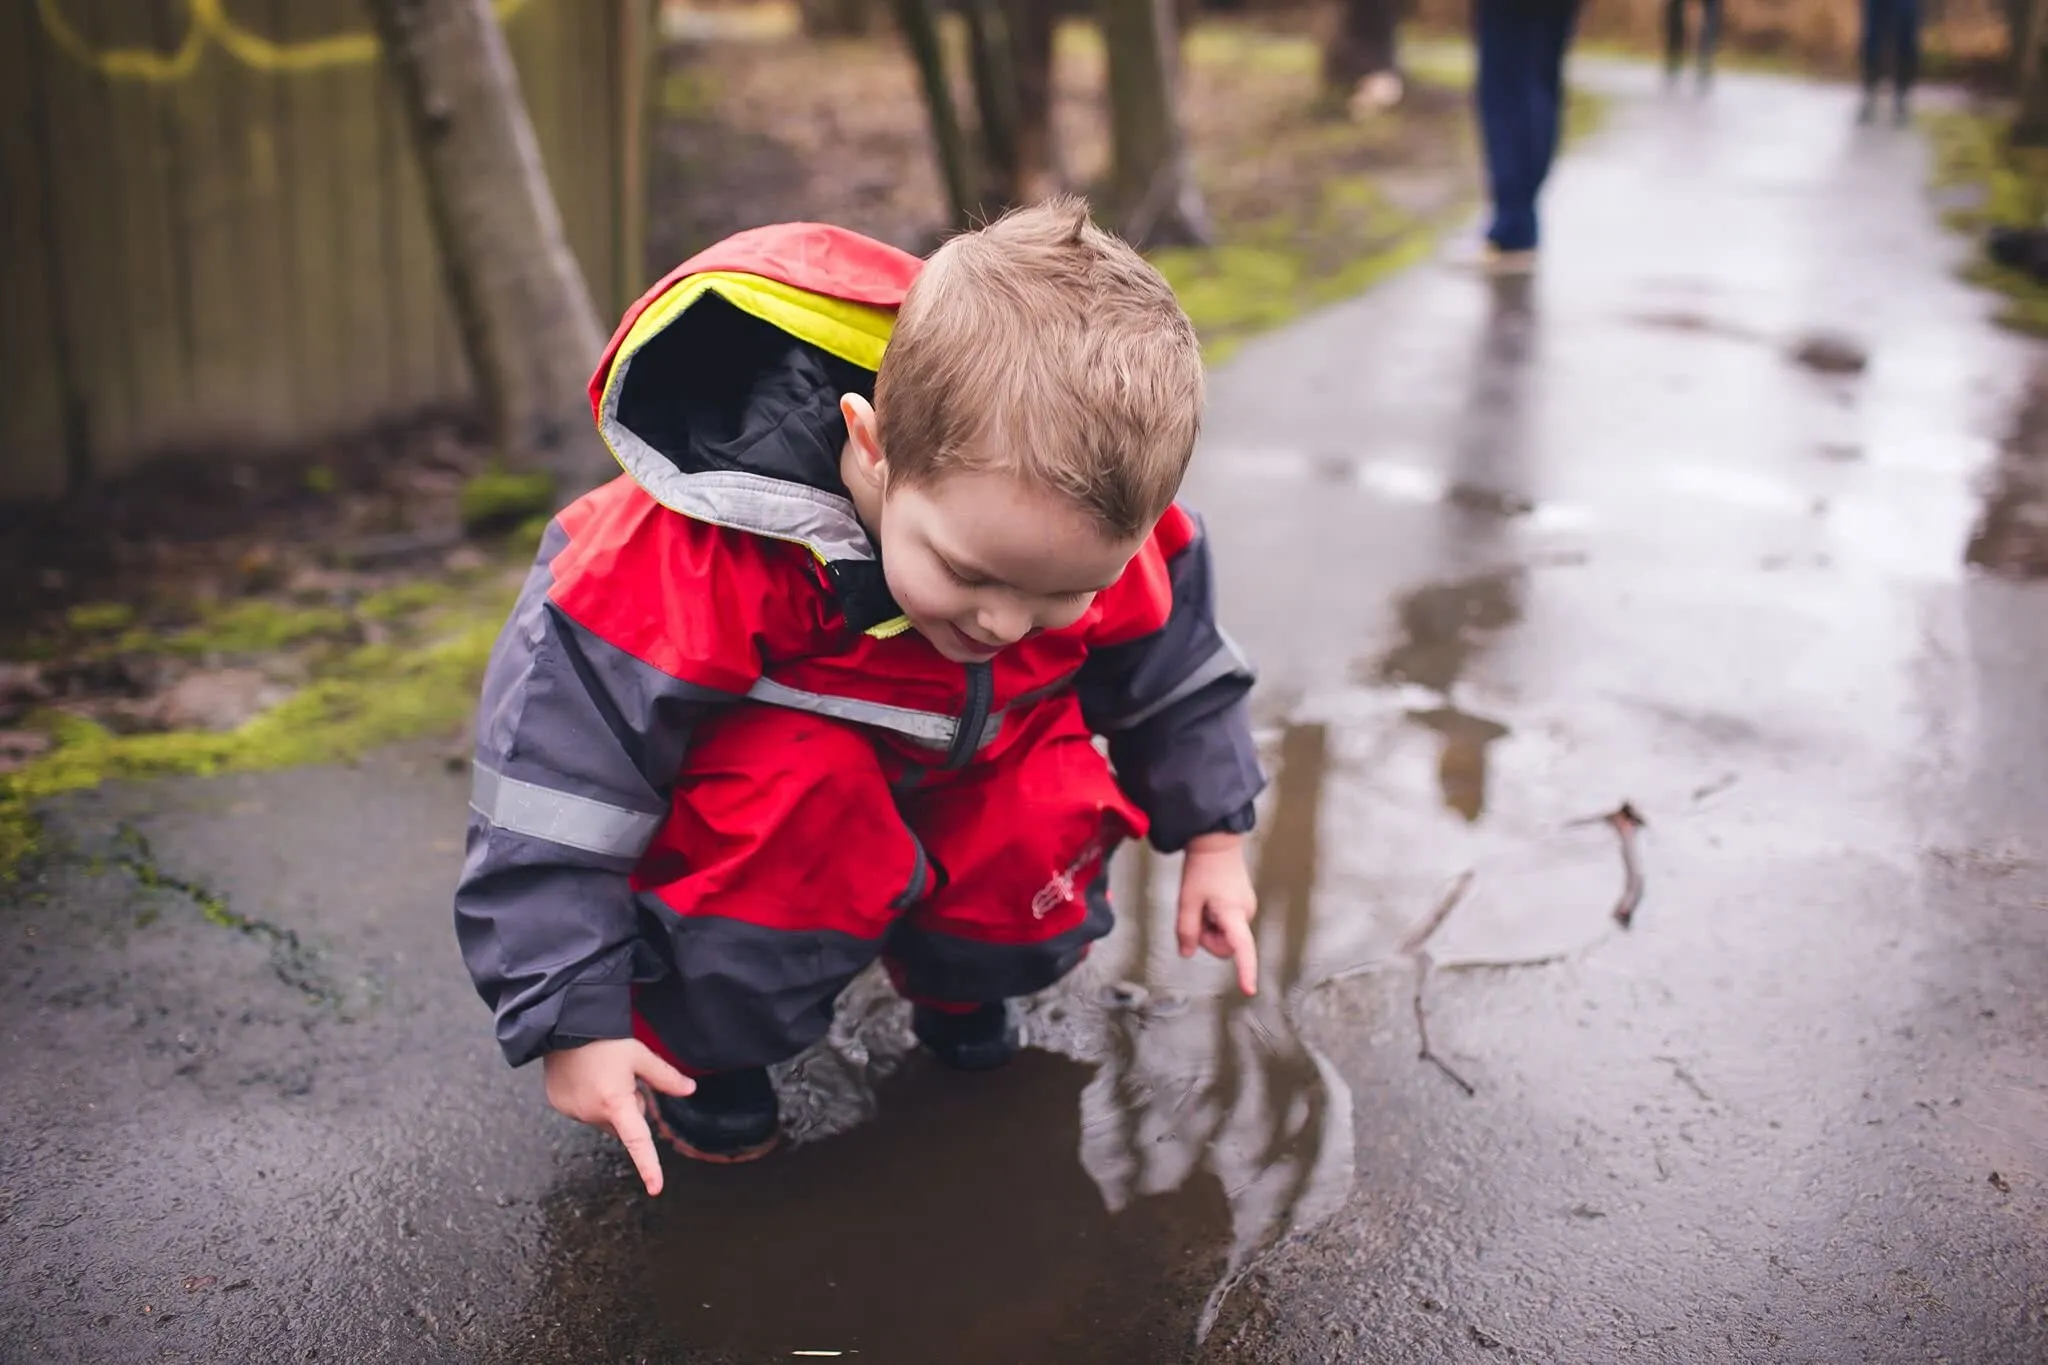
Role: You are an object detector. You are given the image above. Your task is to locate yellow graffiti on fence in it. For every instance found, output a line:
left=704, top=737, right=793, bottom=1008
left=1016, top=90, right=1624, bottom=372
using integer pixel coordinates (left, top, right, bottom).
left=35, top=0, right=533, bottom=82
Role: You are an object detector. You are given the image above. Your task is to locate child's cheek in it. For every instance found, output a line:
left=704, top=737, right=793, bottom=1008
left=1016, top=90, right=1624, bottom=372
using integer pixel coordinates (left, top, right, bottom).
left=886, top=562, right=951, bottom=625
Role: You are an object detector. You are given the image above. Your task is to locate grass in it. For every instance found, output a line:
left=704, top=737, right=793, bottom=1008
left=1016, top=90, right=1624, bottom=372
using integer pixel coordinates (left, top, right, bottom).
left=1924, top=106, right=2048, bottom=337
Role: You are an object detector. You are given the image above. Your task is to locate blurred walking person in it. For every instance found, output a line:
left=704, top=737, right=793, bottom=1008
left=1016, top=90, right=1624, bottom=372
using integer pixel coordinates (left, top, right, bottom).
left=1664, top=0, right=1721, bottom=89
left=1470, top=0, right=1581, bottom=273
left=1857, top=0, right=1922, bottom=124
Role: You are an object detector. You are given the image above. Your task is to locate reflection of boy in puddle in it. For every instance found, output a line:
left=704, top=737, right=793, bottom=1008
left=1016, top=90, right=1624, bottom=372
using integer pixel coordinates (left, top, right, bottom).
left=455, top=201, right=1267, bottom=1191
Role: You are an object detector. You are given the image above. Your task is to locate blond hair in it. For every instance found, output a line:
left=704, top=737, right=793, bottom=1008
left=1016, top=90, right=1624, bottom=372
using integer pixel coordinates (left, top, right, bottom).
left=873, top=197, right=1204, bottom=539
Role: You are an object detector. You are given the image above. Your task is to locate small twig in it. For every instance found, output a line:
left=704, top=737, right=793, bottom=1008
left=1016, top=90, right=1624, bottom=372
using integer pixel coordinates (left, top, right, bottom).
left=1411, top=952, right=1476, bottom=1097
left=1691, top=772, right=1738, bottom=802
left=1399, top=869, right=1475, bottom=955
left=1606, top=802, right=1647, bottom=927
left=1572, top=801, right=1648, bottom=926
left=1391, top=871, right=1481, bottom=1096
left=1439, top=952, right=1573, bottom=974
left=1655, top=1055, right=1713, bottom=1103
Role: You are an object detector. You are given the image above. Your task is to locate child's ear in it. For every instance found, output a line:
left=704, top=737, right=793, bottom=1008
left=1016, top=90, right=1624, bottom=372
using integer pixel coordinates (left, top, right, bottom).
left=840, top=394, right=886, bottom=487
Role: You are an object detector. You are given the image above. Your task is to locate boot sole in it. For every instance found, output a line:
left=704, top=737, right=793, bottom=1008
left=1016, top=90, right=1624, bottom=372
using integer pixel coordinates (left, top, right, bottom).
left=640, top=1084, right=781, bottom=1165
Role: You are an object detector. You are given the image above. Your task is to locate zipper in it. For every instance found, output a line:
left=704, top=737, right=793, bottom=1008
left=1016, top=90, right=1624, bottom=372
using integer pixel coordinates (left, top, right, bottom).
left=944, top=662, right=994, bottom=770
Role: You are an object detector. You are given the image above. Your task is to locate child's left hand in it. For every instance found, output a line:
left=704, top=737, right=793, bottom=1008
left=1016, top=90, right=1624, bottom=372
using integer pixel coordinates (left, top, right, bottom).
left=1176, top=832, right=1260, bottom=996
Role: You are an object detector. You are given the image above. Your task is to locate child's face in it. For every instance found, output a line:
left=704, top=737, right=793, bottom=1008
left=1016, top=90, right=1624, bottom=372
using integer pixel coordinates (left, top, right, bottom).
left=877, top=469, right=1146, bottom=663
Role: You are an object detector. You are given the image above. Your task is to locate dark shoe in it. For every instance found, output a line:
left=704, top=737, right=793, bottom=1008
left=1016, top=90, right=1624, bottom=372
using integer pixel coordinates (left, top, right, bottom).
left=913, top=1001, right=1019, bottom=1071
left=1987, top=226, right=2048, bottom=284
left=1857, top=92, right=1876, bottom=125
left=645, top=1067, right=780, bottom=1164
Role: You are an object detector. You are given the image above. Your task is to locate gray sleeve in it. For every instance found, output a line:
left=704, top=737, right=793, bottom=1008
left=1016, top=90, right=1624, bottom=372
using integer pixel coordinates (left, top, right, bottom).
left=1077, top=510, right=1267, bottom=853
left=455, top=523, right=738, bottom=1067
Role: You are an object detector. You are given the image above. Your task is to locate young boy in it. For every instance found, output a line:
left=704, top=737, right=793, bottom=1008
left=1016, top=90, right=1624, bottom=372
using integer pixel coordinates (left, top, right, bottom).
left=455, top=199, right=1266, bottom=1195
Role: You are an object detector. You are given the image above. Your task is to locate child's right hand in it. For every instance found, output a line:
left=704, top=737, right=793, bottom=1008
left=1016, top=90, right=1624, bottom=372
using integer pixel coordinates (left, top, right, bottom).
left=542, top=1038, right=696, bottom=1196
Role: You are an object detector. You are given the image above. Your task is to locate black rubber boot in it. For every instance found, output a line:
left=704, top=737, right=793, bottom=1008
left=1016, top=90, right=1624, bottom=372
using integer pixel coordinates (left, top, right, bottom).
left=912, top=1001, right=1020, bottom=1071
left=645, top=1066, right=780, bottom=1164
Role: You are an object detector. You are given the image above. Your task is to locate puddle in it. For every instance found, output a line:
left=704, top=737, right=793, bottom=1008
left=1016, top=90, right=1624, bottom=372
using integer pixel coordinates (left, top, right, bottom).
left=1404, top=706, right=1512, bottom=822
left=1445, top=481, right=1536, bottom=519
left=527, top=1046, right=1232, bottom=1363
left=1369, top=569, right=1524, bottom=696
left=1361, top=570, right=1524, bottom=824
left=1626, top=308, right=1769, bottom=345
left=1966, top=368, right=2048, bottom=580
left=522, top=724, right=1353, bottom=1363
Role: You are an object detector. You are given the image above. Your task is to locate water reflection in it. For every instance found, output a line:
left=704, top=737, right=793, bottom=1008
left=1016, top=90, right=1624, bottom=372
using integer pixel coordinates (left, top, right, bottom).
left=522, top=723, right=1348, bottom=1361
left=1372, top=277, right=1539, bottom=823
left=1069, top=721, right=1352, bottom=1339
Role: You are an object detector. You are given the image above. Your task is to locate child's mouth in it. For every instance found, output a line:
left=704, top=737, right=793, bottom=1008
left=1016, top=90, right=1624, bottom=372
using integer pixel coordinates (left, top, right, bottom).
left=945, top=623, right=1001, bottom=659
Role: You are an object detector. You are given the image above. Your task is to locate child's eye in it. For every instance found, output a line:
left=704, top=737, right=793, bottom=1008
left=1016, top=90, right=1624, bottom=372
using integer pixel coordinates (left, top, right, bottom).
left=942, top=561, right=987, bottom=589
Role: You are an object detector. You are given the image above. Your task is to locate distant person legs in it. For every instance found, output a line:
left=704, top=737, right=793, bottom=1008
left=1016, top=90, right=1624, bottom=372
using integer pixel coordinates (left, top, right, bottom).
left=1473, top=0, right=1581, bottom=262
left=1697, top=0, right=1723, bottom=84
left=1859, top=0, right=1922, bottom=123
left=1664, top=0, right=1721, bottom=87
left=1893, top=0, right=1922, bottom=117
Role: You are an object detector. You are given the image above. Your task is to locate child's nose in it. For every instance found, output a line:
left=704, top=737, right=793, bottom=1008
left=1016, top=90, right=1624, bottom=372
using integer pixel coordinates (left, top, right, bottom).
left=976, top=602, right=1033, bottom=646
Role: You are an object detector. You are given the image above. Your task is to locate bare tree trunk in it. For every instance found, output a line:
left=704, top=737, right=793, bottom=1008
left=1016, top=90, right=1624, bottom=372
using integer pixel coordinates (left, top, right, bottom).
left=2015, top=0, right=2048, bottom=145
left=365, top=0, right=612, bottom=497
left=1099, top=0, right=1211, bottom=248
left=965, top=0, right=1024, bottom=207
left=893, top=0, right=980, bottom=228
left=1008, top=0, right=1061, bottom=202
left=1322, top=0, right=1401, bottom=96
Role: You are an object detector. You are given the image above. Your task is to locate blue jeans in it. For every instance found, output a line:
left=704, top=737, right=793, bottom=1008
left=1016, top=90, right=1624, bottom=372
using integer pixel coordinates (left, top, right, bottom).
left=1474, top=0, right=1581, bottom=252
left=1860, top=0, right=1921, bottom=95
left=1665, top=0, right=1722, bottom=75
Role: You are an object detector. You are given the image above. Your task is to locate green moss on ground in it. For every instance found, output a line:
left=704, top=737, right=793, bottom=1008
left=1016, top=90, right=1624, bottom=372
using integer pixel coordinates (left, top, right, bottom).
left=460, top=468, right=557, bottom=533
left=65, top=602, right=136, bottom=634
left=1924, top=108, right=2048, bottom=338
left=1, top=578, right=515, bottom=879
left=169, top=599, right=355, bottom=655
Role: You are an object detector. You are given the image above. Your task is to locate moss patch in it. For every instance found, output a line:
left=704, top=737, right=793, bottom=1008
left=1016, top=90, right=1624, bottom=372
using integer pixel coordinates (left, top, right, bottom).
left=1924, top=108, right=2048, bottom=338
left=169, top=599, right=355, bottom=656
left=460, top=468, right=558, bottom=534
left=66, top=602, right=136, bottom=634
left=1, top=575, right=516, bottom=879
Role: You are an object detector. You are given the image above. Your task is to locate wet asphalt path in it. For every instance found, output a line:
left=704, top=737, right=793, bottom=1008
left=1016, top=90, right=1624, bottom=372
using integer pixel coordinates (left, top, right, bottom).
left=5, top=63, right=2046, bottom=1365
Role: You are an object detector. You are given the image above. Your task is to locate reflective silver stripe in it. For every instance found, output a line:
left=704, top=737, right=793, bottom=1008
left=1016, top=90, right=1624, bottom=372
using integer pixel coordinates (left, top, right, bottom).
left=747, top=673, right=1080, bottom=752
left=746, top=676, right=959, bottom=748
left=470, top=762, right=663, bottom=858
left=599, top=349, right=875, bottom=564
left=1097, top=633, right=1254, bottom=732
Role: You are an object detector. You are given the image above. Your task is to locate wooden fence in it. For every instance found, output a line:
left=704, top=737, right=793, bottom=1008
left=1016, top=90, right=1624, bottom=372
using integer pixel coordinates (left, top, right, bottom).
left=0, top=0, right=645, bottom=503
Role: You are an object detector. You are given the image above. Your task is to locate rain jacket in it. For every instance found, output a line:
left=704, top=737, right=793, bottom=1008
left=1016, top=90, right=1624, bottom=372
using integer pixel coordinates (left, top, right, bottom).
left=455, top=223, right=1266, bottom=1067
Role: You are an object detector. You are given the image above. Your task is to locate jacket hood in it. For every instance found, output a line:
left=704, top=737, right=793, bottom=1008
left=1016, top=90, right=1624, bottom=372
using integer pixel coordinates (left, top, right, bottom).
left=588, top=224, right=923, bottom=632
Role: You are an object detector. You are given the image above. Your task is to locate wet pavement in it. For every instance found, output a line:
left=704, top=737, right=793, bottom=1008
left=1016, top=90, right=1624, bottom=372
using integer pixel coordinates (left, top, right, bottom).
left=6, top=63, right=2048, bottom=1365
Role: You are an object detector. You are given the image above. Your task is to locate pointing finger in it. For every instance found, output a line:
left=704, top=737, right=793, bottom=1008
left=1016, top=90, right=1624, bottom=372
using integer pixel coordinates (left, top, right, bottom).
left=1226, top=916, right=1260, bottom=997
left=611, top=1096, right=665, bottom=1197
left=1175, top=894, right=1202, bottom=958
